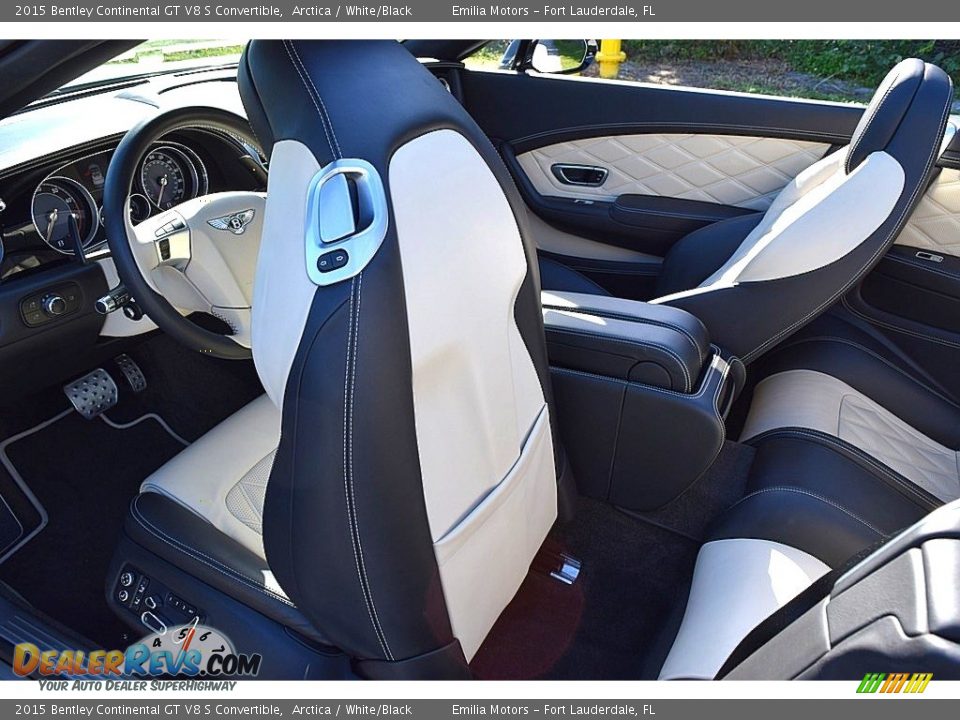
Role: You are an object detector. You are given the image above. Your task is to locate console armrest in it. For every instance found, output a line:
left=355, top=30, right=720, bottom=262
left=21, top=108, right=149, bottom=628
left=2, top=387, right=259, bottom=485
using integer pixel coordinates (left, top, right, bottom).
left=542, top=291, right=711, bottom=393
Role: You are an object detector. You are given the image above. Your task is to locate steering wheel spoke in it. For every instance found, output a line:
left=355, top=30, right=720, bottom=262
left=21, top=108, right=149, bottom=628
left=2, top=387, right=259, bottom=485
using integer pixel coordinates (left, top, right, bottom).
left=103, top=107, right=264, bottom=359
left=134, top=209, right=192, bottom=269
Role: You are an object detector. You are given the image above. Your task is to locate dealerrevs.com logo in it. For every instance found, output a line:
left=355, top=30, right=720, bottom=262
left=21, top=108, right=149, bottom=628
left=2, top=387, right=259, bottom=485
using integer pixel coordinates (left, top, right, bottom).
left=13, top=622, right=262, bottom=678
left=857, top=673, right=933, bottom=694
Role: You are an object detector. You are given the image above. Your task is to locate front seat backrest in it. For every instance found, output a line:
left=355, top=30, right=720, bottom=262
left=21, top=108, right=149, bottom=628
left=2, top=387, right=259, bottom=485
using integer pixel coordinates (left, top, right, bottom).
left=238, top=40, right=559, bottom=678
left=653, top=58, right=953, bottom=363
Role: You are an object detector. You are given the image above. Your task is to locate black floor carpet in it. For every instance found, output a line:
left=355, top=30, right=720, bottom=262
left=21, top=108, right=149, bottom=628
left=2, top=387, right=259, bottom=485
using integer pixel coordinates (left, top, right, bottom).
left=106, top=334, right=264, bottom=442
left=0, top=412, right=185, bottom=647
left=471, top=497, right=700, bottom=679
left=0, top=336, right=264, bottom=648
left=471, top=442, right=756, bottom=680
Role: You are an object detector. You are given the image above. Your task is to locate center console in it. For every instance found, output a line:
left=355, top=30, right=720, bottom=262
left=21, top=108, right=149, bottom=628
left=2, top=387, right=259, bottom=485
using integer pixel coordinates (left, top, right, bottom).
left=543, top=291, right=745, bottom=511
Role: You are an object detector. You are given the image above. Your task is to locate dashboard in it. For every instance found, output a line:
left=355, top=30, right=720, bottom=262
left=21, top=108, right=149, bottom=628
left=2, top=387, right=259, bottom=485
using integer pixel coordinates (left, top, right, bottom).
left=0, top=68, right=268, bottom=400
left=1, top=126, right=266, bottom=279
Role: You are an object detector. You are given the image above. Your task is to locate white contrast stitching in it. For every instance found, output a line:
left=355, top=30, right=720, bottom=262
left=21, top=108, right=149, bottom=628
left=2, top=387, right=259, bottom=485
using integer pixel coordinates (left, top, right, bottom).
left=747, top=427, right=940, bottom=510
left=771, top=335, right=960, bottom=410
left=846, top=70, right=900, bottom=175
left=841, top=294, right=960, bottom=350
left=546, top=325, right=692, bottom=392
left=733, top=485, right=885, bottom=536
left=282, top=40, right=340, bottom=160
left=742, top=90, right=953, bottom=363
left=542, top=303, right=707, bottom=368
left=341, top=274, right=393, bottom=660
left=130, top=496, right=295, bottom=606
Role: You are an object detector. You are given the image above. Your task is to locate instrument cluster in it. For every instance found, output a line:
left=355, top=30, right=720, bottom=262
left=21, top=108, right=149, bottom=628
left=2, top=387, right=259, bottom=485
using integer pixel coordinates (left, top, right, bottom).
left=29, top=141, right=209, bottom=256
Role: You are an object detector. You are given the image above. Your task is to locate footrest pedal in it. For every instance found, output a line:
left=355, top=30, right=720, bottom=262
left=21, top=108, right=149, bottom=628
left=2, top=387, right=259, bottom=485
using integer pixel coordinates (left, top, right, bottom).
left=64, top=369, right=118, bottom=420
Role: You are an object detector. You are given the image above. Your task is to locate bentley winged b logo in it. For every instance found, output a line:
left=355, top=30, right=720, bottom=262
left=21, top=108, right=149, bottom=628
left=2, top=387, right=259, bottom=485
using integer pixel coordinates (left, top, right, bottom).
left=208, top=209, right=255, bottom=235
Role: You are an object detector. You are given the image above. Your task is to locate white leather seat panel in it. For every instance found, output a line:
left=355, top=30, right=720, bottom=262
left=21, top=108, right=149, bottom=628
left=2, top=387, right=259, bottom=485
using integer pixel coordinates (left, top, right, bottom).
left=251, top=140, right=323, bottom=407
left=140, top=394, right=281, bottom=559
left=390, top=128, right=557, bottom=660
left=742, top=369, right=960, bottom=502
left=658, top=538, right=830, bottom=680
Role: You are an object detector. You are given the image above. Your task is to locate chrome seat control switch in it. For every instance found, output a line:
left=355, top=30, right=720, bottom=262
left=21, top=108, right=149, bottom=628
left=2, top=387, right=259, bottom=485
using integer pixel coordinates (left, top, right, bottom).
left=550, top=553, right=583, bottom=585
left=64, top=369, right=118, bottom=420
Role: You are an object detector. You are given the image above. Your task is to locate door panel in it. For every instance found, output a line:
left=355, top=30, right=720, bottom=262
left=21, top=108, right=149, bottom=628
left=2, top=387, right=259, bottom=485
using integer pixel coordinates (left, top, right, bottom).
left=516, top=133, right=830, bottom=211
left=895, top=167, right=960, bottom=256
left=460, top=69, right=862, bottom=296
left=844, top=159, right=960, bottom=399
left=458, top=62, right=960, bottom=394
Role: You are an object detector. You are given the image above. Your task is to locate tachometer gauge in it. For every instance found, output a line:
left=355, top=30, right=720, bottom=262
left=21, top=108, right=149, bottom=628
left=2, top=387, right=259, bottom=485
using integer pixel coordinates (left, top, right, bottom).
left=31, top=177, right=98, bottom=254
left=141, top=149, right=187, bottom=211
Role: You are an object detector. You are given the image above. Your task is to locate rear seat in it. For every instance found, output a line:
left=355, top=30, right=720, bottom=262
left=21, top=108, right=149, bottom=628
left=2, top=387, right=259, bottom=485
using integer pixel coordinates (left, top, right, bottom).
left=659, top=312, right=954, bottom=679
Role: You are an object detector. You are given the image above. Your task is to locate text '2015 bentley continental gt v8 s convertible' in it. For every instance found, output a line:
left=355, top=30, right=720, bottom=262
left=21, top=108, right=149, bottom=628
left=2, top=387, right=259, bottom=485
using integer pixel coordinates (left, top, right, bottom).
left=0, top=39, right=958, bottom=681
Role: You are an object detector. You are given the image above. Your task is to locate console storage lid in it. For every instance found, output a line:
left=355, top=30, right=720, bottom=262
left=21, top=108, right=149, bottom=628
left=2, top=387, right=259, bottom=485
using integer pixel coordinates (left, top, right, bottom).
left=541, top=290, right=711, bottom=393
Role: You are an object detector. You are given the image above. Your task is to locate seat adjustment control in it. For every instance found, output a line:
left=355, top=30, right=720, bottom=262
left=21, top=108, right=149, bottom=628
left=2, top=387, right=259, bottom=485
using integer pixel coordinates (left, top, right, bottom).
left=317, top=249, right=349, bottom=273
left=141, top=611, right=166, bottom=634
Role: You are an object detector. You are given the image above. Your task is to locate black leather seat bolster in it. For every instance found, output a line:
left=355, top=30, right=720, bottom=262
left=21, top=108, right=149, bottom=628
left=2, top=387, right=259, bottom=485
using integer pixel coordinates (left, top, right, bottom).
left=755, top=312, right=960, bottom=448
left=542, top=295, right=710, bottom=392
left=125, top=493, right=329, bottom=644
left=709, top=432, right=937, bottom=567
left=538, top=256, right=612, bottom=296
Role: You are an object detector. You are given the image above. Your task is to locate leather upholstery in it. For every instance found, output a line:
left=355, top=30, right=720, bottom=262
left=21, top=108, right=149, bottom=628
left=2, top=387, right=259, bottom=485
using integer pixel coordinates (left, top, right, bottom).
left=742, top=370, right=960, bottom=502
left=540, top=60, right=954, bottom=364
left=845, top=59, right=927, bottom=173
left=895, top=167, right=960, bottom=257
left=140, top=394, right=279, bottom=559
left=238, top=40, right=559, bottom=675
left=541, top=290, right=710, bottom=391
left=661, top=314, right=952, bottom=678
left=518, top=133, right=829, bottom=211
left=659, top=538, right=830, bottom=680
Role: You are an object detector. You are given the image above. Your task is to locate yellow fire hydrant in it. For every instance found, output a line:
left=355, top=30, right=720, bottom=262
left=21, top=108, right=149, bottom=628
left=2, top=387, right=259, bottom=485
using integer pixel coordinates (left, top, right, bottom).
left=596, top=39, right=626, bottom=79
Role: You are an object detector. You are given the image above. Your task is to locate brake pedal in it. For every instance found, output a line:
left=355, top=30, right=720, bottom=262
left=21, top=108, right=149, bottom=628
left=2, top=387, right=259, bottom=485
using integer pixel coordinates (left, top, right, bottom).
left=114, top=354, right=147, bottom=393
left=64, top=369, right=118, bottom=420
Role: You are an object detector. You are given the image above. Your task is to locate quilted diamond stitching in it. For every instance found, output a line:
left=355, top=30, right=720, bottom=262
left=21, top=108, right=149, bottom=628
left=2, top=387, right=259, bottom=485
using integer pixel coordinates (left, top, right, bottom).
left=225, top=449, right=277, bottom=535
left=895, top=168, right=960, bottom=256
left=517, top=133, right=829, bottom=210
left=838, top=394, right=959, bottom=501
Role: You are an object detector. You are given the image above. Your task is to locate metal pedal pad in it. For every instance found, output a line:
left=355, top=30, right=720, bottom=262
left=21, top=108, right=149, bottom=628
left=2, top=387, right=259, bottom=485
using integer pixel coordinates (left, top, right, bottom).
left=64, top=369, right=119, bottom=420
left=114, top=354, right=147, bottom=393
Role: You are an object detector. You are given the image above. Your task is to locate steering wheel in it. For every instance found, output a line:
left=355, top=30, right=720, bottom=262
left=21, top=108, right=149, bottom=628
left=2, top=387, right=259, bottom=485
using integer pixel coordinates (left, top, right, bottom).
left=103, top=106, right=266, bottom=360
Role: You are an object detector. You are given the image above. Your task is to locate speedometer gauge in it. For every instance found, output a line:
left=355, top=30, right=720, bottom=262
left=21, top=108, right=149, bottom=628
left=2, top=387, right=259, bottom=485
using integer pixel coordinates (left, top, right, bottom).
left=31, top=177, right=98, bottom=254
left=141, top=149, right=187, bottom=210
left=139, top=144, right=207, bottom=211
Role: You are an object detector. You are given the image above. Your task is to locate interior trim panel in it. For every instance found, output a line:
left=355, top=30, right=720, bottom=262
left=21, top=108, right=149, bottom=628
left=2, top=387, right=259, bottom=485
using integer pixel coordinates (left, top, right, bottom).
left=517, top=133, right=830, bottom=211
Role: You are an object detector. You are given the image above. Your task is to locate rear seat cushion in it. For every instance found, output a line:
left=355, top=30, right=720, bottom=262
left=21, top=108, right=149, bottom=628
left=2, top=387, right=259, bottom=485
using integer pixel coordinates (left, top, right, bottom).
left=712, top=432, right=935, bottom=566
left=753, top=313, right=960, bottom=448
left=658, top=538, right=830, bottom=680
left=743, top=370, right=960, bottom=502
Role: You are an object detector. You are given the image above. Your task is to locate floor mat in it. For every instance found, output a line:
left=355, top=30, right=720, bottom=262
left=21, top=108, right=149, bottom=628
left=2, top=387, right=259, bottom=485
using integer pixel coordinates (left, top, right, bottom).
left=106, top=334, right=264, bottom=442
left=0, top=414, right=58, bottom=564
left=471, top=497, right=700, bottom=680
left=0, top=410, right=187, bottom=647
